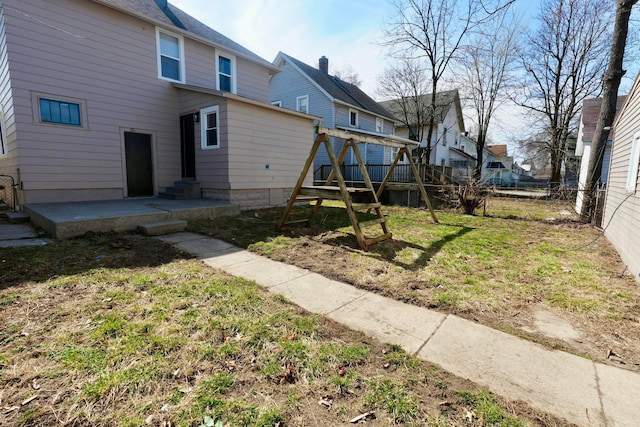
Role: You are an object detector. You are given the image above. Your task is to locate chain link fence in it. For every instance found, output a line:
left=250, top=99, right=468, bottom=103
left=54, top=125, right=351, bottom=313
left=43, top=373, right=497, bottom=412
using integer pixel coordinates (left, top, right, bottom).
left=436, top=185, right=606, bottom=225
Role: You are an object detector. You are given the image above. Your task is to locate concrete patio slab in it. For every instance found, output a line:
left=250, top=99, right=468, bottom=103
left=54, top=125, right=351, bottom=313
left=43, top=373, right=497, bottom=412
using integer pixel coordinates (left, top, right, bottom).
left=419, top=315, right=603, bottom=426
left=222, top=258, right=311, bottom=288
left=596, top=363, right=640, bottom=427
left=328, top=292, right=447, bottom=355
left=270, top=273, right=367, bottom=314
left=24, top=198, right=239, bottom=238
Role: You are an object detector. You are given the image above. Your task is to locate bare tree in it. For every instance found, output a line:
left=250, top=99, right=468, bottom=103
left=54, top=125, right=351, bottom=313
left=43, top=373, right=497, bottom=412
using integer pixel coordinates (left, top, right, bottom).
left=383, top=0, right=514, bottom=163
left=334, top=66, right=362, bottom=87
left=581, top=0, right=638, bottom=220
left=517, top=0, right=613, bottom=186
left=377, top=58, right=432, bottom=144
left=459, top=10, right=522, bottom=180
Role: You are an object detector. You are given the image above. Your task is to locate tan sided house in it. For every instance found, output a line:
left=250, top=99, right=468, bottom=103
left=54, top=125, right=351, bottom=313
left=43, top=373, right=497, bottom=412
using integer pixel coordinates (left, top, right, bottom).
left=0, top=0, right=317, bottom=210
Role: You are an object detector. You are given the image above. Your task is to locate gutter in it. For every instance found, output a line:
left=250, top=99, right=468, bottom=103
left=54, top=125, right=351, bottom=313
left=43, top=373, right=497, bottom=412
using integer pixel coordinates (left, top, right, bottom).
left=172, top=83, right=323, bottom=122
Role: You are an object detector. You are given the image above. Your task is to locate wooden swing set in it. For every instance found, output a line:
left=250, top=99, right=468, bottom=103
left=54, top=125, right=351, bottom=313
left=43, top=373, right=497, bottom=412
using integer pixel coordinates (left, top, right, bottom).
left=276, top=126, right=439, bottom=251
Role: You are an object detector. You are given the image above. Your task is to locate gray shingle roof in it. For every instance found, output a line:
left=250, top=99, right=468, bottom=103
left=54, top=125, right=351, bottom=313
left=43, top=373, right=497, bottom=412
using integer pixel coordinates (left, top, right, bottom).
left=280, top=53, right=396, bottom=121
left=379, top=90, right=461, bottom=126
left=96, top=0, right=272, bottom=68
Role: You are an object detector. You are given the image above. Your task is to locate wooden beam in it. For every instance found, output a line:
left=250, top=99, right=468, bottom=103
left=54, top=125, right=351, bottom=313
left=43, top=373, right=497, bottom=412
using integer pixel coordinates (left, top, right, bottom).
left=316, top=126, right=418, bottom=148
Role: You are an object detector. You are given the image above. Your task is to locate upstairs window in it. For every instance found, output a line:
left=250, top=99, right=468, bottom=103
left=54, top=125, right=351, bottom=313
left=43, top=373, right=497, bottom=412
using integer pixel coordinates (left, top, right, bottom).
left=201, top=106, right=220, bottom=149
left=349, top=109, right=358, bottom=127
left=216, top=53, right=236, bottom=93
left=376, top=118, right=383, bottom=133
left=296, top=95, right=309, bottom=114
left=39, top=98, right=81, bottom=126
left=271, top=100, right=282, bottom=107
left=157, top=28, right=184, bottom=82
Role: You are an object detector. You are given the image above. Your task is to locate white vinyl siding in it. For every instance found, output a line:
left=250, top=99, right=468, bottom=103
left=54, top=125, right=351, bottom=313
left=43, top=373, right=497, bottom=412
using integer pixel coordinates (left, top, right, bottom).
left=216, top=52, right=236, bottom=94
left=156, top=27, right=184, bottom=83
left=626, top=132, right=640, bottom=193
left=201, top=105, right=220, bottom=149
left=296, top=95, right=309, bottom=114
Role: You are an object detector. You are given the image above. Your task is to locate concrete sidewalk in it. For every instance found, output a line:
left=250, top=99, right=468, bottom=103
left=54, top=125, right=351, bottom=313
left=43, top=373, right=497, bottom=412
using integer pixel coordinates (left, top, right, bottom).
left=157, top=232, right=640, bottom=427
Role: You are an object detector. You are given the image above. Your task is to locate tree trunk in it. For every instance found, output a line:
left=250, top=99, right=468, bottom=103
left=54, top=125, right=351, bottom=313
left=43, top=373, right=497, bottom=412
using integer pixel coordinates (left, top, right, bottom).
left=475, top=130, right=485, bottom=181
left=581, top=0, right=637, bottom=220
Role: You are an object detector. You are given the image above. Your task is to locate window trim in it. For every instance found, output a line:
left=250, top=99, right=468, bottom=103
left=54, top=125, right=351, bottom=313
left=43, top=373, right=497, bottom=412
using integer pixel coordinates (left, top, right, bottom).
left=216, top=52, right=237, bottom=93
left=375, top=117, right=383, bottom=133
left=271, top=100, right=282, bottom=107
left=156, top=27, right=185, bottom=83
left=200, top=105, right=220, bottom=150
left=349, top=108, right=359, bottom=127
left=626, top=132, right=640, bottom=193
left=0, top=110, right=6, bottom=157
left=31, top=92, right=88, bottom=129
left=296, top=95, right=309, bottom=114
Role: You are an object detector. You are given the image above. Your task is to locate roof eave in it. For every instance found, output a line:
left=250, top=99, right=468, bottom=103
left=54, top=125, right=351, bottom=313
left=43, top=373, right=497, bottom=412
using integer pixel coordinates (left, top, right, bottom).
left=91, top=0, right=280, bottom=73
left=172, top=83, right=323, bottom=121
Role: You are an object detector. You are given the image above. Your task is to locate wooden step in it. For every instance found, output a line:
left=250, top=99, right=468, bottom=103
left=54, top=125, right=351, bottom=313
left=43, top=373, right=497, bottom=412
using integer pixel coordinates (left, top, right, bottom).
left=364, top=233, right=393, bottom=247
left=299, top=186, right=374, bottom=200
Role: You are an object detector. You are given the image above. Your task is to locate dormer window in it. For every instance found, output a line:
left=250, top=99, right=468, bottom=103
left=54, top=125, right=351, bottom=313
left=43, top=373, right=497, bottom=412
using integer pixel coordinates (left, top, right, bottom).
left=156, top=28, right=184, bottom=83
left=216, top=53, right=236, bottom=93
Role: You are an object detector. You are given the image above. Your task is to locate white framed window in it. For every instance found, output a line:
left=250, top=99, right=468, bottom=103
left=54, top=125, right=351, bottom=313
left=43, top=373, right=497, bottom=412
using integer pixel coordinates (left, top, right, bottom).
left=296, top=95, right=309, bottom=114
left=31, top=92, right=88, bottom=129
left=376, top=118, right=383, bottom=133
left=156, top=27, right=185, bottom=83
left=626, top=132, right=640, bottom=193
left=271, top=100, right=282, bottom=107
left=349, top=109, right=358, bottom=127
left=201, top=106, right=220, bottom=149
left=216, top=52, right=236, bottom=93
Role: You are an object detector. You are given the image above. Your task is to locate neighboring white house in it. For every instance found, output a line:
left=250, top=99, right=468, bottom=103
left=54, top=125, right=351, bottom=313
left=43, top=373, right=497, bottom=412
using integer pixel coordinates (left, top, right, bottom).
left=379, top=90, right=465, bottom=167
left=602, top=74, right=640, bottom=281
left=575, top=96, right=627, bottom=213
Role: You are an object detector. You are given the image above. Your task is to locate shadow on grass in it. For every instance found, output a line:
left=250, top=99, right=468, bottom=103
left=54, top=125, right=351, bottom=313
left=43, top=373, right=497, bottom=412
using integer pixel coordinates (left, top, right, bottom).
left=321, top=224, right=475, bottom=271
left=0, top=232, right=192, bottom=290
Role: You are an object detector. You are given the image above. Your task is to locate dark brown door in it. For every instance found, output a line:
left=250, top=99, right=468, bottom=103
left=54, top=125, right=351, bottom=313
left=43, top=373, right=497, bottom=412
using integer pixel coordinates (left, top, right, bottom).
left=180, top=114, right=196, bottom=179
left=124, top=132, right=153, bottom=197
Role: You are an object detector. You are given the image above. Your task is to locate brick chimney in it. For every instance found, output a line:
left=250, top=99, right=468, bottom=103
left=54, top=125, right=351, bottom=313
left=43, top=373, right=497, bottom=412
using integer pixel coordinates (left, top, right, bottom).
left=319, top=56, right=328, bottom=74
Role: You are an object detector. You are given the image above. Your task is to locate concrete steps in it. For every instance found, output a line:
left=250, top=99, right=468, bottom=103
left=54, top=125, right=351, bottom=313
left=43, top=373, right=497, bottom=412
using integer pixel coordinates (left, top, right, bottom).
left=159, top=180, right=201, bottom=200
left=138, top=219, right=187, bottom=236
